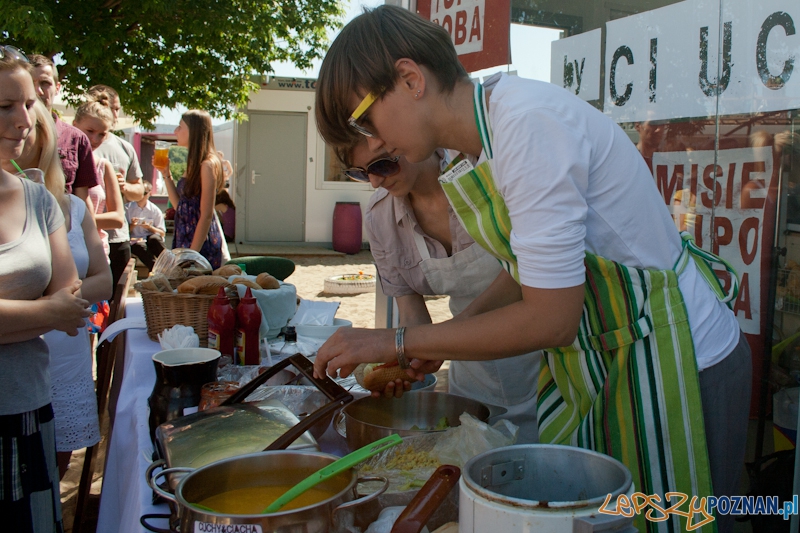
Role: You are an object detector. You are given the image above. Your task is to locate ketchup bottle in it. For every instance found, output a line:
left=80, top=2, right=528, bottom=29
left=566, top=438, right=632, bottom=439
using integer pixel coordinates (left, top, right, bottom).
left=236, top=287, right=262, bottom=366
left=207, top=287, right=236, bottom=358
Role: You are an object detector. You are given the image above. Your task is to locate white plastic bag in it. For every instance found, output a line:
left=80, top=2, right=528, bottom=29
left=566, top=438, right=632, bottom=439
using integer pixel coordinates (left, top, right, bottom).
left=431, top=413, right=518, bottom=467
left=290, top=299, right=339, bottom=326
left=364, top=507, right=430, bottom=533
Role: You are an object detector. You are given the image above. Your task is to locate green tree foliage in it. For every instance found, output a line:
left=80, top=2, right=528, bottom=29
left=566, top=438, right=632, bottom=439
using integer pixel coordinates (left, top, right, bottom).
left=168, top=146, right=188, bottom=181
left=3, top=0, right=344, bottom=127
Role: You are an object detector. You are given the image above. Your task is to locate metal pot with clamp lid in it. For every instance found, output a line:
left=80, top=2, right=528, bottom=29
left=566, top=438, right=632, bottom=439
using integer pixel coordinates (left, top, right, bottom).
left=459, top=444, right=637, bottom=533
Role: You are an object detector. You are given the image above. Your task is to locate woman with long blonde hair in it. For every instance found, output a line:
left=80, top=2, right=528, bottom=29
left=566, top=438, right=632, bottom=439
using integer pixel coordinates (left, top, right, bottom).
left=4, top=95, right=113, bottom=478
left=3, top=99, right=65, bottom=202
left=0, top=46, right=91, bottom=532
left=154, top=109, right=224, bottom=268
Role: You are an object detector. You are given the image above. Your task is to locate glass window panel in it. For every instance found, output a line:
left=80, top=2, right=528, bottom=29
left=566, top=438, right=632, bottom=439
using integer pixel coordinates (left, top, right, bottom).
left=323, top=143, right=351, bottom=182
left=531, top=0, right=799, bottom=446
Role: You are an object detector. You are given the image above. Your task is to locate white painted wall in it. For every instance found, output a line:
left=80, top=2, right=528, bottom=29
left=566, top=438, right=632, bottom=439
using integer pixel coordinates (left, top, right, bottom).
left=213, top=122, right=234, bottom=166
left=237, top=85, right=374, bottom=245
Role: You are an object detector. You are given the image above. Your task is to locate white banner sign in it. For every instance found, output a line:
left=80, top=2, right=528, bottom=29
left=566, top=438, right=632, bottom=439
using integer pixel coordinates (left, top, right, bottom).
left=550, top=29, right=602, bottom=101
left=430, top=0, right=486, bottom=56
left=603, top=0, right=800, bottom=122
left=653, top=147, right=773, bottom=334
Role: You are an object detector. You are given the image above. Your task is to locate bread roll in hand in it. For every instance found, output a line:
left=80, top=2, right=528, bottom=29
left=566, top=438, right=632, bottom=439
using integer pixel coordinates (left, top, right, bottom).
left=353, top=361, right=410, bottom=392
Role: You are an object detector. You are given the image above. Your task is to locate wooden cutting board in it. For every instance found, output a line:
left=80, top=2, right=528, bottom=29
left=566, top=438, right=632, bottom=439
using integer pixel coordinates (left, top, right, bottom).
left=431, top=523, right=458, bottom=533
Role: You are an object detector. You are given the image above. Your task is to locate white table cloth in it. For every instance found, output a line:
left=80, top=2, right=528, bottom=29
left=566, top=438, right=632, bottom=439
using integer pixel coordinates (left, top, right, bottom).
left=96, top=297, right=171, bottom=533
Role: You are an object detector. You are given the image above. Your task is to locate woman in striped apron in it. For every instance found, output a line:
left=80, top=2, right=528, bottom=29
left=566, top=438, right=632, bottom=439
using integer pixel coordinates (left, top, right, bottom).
left=312, top=6, right=751, bottom=532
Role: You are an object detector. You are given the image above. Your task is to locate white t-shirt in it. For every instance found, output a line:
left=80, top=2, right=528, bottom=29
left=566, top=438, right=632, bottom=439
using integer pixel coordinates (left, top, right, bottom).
left=480, top=73, right=739, bottom=370
left=126, top=200, right=166, bottom=239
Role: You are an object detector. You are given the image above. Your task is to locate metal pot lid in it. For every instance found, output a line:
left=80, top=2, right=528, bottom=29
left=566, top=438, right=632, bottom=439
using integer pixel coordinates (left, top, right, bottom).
left=462, top=444, right=633, bottom=510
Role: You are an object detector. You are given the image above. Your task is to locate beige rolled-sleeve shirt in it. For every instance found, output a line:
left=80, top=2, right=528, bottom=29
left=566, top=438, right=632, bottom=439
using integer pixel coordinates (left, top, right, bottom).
left=364, top=188, right=477, bottom=298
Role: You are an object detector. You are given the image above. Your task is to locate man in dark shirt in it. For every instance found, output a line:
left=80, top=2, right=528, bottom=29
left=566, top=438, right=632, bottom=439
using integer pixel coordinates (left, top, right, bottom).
left=29, top=55, right=100, bottom=201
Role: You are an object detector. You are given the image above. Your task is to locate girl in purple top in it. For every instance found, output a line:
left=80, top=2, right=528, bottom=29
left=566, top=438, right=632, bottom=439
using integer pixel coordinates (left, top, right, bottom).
left=155, top=110, right=223, bottom=268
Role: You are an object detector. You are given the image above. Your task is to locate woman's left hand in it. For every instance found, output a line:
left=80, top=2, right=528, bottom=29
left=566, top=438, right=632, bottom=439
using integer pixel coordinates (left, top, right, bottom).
left=313, top=327, right=395, bottom=380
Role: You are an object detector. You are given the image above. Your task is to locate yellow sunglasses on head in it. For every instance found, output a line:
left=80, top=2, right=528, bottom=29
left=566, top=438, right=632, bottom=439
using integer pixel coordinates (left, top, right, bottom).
left=348, top=92, right=379, bottom=137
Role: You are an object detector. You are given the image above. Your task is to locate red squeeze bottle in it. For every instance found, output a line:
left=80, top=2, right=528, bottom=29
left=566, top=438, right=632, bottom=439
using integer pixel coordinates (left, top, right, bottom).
left=236, top=287, right=262, bottom=366
left=207, top=287, right=236, bottom=358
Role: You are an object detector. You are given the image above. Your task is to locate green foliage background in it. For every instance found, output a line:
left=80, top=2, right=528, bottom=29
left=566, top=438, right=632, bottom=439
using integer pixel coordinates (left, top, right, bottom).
left=168, top=146, right=188, bottom=181
left=2, top=0, right=344, bottom=127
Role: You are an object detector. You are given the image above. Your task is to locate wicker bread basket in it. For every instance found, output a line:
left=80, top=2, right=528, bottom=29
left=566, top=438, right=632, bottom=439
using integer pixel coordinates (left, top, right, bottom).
left=140, top=289, right=216, bottom=346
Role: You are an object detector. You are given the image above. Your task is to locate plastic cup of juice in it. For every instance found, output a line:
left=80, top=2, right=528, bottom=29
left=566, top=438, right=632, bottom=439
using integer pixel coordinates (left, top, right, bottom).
left=154, top=141, right=171, bottom=168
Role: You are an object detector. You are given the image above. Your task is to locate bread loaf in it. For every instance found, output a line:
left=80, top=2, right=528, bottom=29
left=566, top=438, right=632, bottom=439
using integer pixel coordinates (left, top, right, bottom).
left=177, top=275, right=233, bottom=295
left=256, top=273, right=280, bottom=290
left=213, top=264, right=242, bottom=277
left=354, top=362, right=410, bottom=392
left=230, top=277, right=262, bottom=290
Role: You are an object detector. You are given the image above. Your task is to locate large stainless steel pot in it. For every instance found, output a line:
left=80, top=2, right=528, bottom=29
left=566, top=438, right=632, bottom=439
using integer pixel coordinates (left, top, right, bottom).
left=146, top=450, right=388, bottom=533
left=338, top=392, right=505, bottom=451
left=459, top=444, right=637, bottom=532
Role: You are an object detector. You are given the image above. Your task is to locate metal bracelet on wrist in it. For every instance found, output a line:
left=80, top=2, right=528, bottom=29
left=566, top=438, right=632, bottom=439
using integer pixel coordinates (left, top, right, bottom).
left=395, top=326, right=409, bottom=369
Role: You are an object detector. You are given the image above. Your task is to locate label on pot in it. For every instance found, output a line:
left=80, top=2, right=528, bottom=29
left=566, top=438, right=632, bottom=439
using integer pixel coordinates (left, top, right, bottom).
left=194, top=523, right=263, bottom=533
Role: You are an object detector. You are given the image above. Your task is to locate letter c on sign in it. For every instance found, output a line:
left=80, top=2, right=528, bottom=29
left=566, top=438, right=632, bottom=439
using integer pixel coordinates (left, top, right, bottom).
left=757, top=11, right=796, bottom=89
left=610, top=46, right=634, bottom=106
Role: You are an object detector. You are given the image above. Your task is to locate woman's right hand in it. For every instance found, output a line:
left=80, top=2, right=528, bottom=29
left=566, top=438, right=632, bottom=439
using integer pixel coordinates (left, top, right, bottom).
left=44, top=281, right=92, bottom=336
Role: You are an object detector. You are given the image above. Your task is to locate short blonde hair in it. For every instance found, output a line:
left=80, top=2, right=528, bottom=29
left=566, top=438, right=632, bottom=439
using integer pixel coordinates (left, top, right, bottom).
left=315, top=5, right=468, bottom=148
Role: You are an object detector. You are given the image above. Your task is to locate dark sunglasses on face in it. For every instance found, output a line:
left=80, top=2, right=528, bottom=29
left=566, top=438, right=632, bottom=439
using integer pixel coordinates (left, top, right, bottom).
left=0, top=46, right=29, bottom=63
left=344, top=156, right=401, bottom=182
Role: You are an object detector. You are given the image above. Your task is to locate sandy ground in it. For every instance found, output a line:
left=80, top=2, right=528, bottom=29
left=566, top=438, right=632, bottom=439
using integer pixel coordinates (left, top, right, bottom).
left=288, top=251, right=453, bottom=328
left=59, top=250, right=453, bottom=532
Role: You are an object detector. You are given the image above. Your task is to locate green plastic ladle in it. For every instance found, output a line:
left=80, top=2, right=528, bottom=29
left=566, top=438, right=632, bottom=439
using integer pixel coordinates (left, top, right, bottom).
left=262, top=433, right=403, bottom=514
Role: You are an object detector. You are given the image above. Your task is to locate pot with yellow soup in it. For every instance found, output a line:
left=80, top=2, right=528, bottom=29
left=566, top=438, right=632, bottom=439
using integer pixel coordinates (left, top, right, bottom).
left=147, top=450, right=388, bottom=532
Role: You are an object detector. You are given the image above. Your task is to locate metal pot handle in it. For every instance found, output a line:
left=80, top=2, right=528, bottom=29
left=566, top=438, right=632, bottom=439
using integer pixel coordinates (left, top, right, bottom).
left=484, top=402, right=508, bottom=419
left=146, top=459, right=195, bottom=503
left=331, top=475, right=389, bottom=520
left=333, top=410, right=347, bottom=438
left=140, top=513, right=176, bottom=533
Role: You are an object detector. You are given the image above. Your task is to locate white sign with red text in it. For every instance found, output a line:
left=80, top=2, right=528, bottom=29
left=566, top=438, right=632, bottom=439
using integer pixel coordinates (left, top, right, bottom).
left=430, top=0, right=486, bottom=55
left=653, top=147, right=773, bottom=334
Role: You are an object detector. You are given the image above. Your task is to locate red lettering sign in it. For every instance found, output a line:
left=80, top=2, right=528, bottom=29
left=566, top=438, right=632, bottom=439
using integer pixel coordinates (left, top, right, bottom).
left=417, top=0, right=510, bottom=72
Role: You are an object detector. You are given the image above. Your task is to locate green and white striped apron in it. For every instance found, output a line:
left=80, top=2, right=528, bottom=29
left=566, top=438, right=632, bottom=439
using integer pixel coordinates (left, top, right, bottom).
left=438, top=81, right=739, bottom=533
